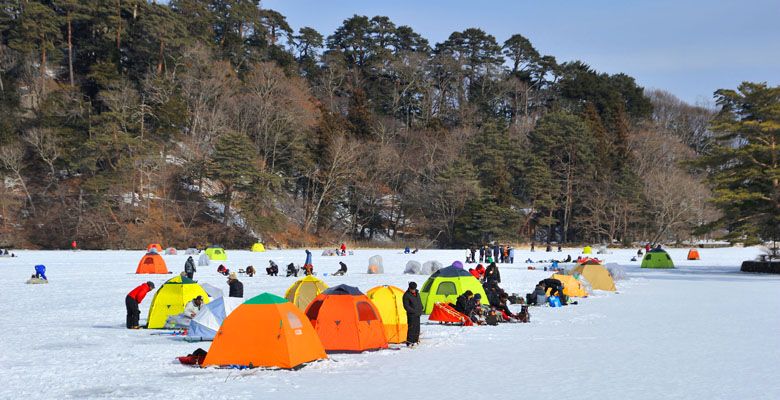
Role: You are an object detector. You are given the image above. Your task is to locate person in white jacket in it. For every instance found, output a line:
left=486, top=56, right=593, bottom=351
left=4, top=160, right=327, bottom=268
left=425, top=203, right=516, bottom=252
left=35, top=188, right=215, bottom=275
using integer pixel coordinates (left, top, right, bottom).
left=183, top=295, right=204, bottom=318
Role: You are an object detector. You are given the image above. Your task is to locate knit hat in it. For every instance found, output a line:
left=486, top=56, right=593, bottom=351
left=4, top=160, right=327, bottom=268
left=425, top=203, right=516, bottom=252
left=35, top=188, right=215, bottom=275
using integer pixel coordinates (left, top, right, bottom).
left=474, top=293, right=482, bottom=300
left=229, top=272, right=237, bottom=280
left=147, top=281, right=155, bottom=289
left=408, top=281, right=417, bottom=290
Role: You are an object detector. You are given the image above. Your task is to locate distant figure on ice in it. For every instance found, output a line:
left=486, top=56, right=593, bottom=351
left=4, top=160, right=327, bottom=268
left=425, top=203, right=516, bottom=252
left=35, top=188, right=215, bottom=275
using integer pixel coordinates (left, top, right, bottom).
left=126, top=281, right=154, bottom=329
left=227, top=273, right=243, bottom=298
left=286, top=263, right=298, bottom=277
left=184, top=256, right=196, bottom=279
left=245, top=265, right=256, bottom=277
left=266, top=260, right=279, bottom=276
left=404, top=246, right=410, bottom=254
left=333, top=261, right=348, bottom=276
left=531, top=242, right=535, bottom=252
left=340, top=243, right=347, bottom=256
left=637, top=249, right=643, bottom=257
left=34, top=264, right=47, bottom=280
left=403, top=281, right=423, bottom=346
left=71, top=241, right=77, bottom=250
left=508, top=247, right=515, bottom=264
left=412, top=247, right=419, bottom=254
left=217, top=264, right=229, bottom=276
left=302, top=249, right=313, bottom=275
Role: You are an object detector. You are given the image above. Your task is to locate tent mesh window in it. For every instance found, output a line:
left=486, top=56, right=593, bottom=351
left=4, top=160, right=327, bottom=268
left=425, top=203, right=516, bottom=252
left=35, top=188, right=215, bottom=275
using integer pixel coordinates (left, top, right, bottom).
left=144, top=258, right=154, bottom=264
left=436, top=282, right=457, bottom=296
left=356, top=302, right=378, bottom=321
left=286, top=312, right=303, bottom=329
left=306, top=300, right=323, bottom=320
left=421, top=279, right=434, bottom=293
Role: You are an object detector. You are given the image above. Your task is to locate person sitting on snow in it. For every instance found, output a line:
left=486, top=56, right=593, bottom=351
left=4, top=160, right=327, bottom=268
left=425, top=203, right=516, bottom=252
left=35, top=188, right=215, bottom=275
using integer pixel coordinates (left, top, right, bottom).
left=490, top=293, right=516, bottom=321
left=526, top=284, right=547, bottom=305
left=539, top=278, right=567, bottom=305
left=404, top=247, right=410, bottom=254
left=183, top=295, right=204, bottom=318
left=563, top=254, right=572, bottom=262
left=217, top=264, right=228, bottom=276
left=266, top=260, right=278, bottom=276
left=333, top=261, right=348, bottom=276
left=286, top=263, right=298, bottom=277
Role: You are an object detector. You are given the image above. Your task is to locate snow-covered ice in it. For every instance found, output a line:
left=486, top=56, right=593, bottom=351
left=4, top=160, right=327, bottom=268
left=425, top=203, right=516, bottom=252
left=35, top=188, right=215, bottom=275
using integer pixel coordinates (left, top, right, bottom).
left=1, top=247, right=779, bottom=399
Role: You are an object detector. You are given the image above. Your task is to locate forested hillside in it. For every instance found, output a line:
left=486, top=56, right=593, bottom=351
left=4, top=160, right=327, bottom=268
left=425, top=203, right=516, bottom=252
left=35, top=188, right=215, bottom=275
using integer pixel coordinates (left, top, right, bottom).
left=0, top=1, right=723, bottom=249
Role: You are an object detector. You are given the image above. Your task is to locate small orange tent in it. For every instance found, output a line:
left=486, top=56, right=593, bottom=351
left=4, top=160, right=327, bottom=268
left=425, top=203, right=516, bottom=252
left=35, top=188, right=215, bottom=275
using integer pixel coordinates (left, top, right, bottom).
left=305, top=284, right=388, bottom=352
left=147, top=243, right=163, bottom=253
left=136, top=252, right=168, bottom=274
left=202, top=293, right=327, bottom=369
left=687, top=249, right=700, bottom=260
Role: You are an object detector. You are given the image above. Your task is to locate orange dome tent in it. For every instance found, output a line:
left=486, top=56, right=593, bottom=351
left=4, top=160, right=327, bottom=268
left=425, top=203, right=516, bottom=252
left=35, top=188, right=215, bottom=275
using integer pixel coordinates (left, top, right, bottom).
left=687, top=249, right=700, bottom=260
left=147, top=243, right=163, bottom=253
left=305, top=284, right=388, bottom=352
left=136, top=252, right=169, bottom=274
left=366, top=285, right=407, bottom=344
left=202, top=293, right=327, bottom=369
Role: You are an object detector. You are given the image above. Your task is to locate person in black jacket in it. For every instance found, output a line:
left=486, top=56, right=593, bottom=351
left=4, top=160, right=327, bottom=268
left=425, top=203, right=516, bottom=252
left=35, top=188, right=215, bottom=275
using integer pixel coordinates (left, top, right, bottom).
left=454, top=290, right=475, bottom=316
left=286, top=263, right=298, bottom=277
left=484, top=262, right=501, bottom=283
left=227, top=273, right=243, bottom=298
left=539, top=278, right=566, bottom=305
left=184, top=257, right=196, bottom=279
left=266, top=260, right=279, bottom=276
left=491, top=293, right=516, bottom=320
left=333, top=261, right=348, bottom=276
left=402, top=281, right=423, bottom=346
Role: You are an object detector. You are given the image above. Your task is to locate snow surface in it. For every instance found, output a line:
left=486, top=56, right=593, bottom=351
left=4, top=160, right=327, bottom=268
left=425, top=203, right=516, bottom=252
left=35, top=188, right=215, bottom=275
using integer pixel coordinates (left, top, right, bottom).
left=2, top=247, right=779, bottom=399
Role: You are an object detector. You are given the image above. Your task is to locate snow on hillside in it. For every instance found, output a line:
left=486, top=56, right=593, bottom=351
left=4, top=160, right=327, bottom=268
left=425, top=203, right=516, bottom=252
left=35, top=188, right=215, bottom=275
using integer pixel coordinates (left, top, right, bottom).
left=1, top=247, right=779, bottom=399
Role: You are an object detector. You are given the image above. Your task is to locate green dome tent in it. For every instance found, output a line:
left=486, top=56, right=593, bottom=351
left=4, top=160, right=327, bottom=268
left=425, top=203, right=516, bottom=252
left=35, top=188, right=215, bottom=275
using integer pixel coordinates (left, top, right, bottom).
left=205, top=245, right=227, bottom=261
left=641, top=248, right=675, bottom=269
left=419, top=266, right=488, bottom=314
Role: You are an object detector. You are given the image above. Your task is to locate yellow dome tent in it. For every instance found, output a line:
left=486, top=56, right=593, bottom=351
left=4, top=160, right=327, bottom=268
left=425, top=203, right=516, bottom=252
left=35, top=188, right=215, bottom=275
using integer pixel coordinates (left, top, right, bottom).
left=570, top=261, right=616, bottom=291
left=549, top=274, right=588, bottom=298
left=251, top=242, right=265, bottom=252
left=366, top=285, right=408, bottom=344
left=146, top=275, right=210, bottom=329
left=285, top=275, right=328, bottom=311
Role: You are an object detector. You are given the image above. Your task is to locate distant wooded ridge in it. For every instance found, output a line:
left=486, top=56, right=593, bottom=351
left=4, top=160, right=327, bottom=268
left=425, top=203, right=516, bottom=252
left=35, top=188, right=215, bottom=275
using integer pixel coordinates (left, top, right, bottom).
left=0, top=2, right=776, bottom=249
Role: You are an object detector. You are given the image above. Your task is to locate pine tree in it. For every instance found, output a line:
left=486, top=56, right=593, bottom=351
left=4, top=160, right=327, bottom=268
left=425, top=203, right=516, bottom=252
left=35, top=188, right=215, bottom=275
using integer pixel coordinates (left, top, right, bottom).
left=697, top=82, right=780, bottom=244
left=209, top=131, right=262, bottom=225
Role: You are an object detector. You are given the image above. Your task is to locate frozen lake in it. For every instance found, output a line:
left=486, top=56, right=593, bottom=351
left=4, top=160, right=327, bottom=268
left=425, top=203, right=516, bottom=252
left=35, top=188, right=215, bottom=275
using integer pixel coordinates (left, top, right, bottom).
left=1, top=246, right=778, bottom=399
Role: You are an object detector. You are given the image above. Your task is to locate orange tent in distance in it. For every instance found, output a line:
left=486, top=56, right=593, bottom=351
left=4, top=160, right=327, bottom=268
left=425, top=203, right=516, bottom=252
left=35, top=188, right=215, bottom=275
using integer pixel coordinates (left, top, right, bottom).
left=136, top=252, right=168, bottom=274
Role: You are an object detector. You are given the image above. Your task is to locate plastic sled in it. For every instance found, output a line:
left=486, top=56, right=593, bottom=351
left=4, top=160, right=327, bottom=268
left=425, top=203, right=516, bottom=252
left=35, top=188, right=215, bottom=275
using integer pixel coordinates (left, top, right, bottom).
left=177, top=355, right=206, bottom=366
left=429, top=302, right=474, bottom=326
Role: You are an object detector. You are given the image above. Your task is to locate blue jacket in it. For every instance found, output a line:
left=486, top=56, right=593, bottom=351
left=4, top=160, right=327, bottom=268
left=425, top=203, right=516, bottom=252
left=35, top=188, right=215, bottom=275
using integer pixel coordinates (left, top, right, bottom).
left=35, top=265, right=47, bottom=280
left=305, top=250, right=312, bottom=265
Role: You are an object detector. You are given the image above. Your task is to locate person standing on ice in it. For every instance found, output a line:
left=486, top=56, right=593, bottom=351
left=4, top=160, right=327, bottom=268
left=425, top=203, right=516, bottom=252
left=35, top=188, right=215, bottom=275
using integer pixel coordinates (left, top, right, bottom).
left=184, top=256, right=196, bottom=279
left=402, top=281, right=423, bottom=346
left=126, top=281, right=154, bottom=329
left=340, top=243, right=346, bottom=256
left=227, top=273, right=243, bottom=298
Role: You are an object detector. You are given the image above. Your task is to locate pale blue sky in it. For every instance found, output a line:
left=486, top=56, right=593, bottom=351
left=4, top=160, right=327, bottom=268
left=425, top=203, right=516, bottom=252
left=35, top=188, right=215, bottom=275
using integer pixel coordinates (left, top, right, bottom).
left=263, top=0, right=780, bottom=105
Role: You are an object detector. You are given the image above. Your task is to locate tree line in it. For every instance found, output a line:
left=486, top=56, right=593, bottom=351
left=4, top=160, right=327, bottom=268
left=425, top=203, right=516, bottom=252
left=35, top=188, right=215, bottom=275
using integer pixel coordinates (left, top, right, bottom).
left=0, top=1, right=751, bottom=249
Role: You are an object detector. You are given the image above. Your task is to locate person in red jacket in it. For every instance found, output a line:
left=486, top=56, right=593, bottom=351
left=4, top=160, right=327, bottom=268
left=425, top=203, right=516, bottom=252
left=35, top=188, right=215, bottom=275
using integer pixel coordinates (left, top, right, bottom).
left=340, top=243, right=346, bottom=256
left=126, top=281, right=155, bottom=329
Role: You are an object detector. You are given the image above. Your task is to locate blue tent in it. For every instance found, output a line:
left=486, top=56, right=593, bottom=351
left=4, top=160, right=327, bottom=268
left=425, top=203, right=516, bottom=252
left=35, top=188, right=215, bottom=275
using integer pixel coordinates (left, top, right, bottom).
left=187, top=297, right=244, bottom=340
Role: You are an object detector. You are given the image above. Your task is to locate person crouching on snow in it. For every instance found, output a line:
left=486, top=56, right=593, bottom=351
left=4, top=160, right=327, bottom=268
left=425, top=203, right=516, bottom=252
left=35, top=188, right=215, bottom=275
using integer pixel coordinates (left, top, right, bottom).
left=333, top=261, right=348, bottom=276
left=266, top=260, right=278, bottom=276
left=183, top=295, right=204, bottom=318
left=126, top=281, right=155, bottom=329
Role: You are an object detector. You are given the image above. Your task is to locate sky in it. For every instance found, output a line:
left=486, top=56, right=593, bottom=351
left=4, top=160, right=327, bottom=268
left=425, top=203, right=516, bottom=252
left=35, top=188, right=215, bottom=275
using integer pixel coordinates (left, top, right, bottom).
left=262, top=0, right=780, bottom=106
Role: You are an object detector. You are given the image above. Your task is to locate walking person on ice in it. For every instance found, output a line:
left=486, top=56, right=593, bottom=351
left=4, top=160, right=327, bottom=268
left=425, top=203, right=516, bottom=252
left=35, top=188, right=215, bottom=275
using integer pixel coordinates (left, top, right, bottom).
left=403, top=281, right=423, bottom=346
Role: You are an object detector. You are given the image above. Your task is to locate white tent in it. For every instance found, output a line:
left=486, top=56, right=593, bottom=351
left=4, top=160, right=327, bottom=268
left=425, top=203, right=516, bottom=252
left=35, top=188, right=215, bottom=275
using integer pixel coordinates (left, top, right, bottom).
left=367, top=255, right=384, bottom=274
left=605, top=263, right=628, bottom=280
left=165, top=247, right=177, bottom=255
left=421, top=260, right=443, bottom=275
left=200, top=283, right=223, bottom=299
left=184, top=248, right=198, bottom=255
left=404, top=260, right=422, bottom=274
left=187, top=296, right=244, bottom=340
left=198, top=253, right=210, bottom=266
